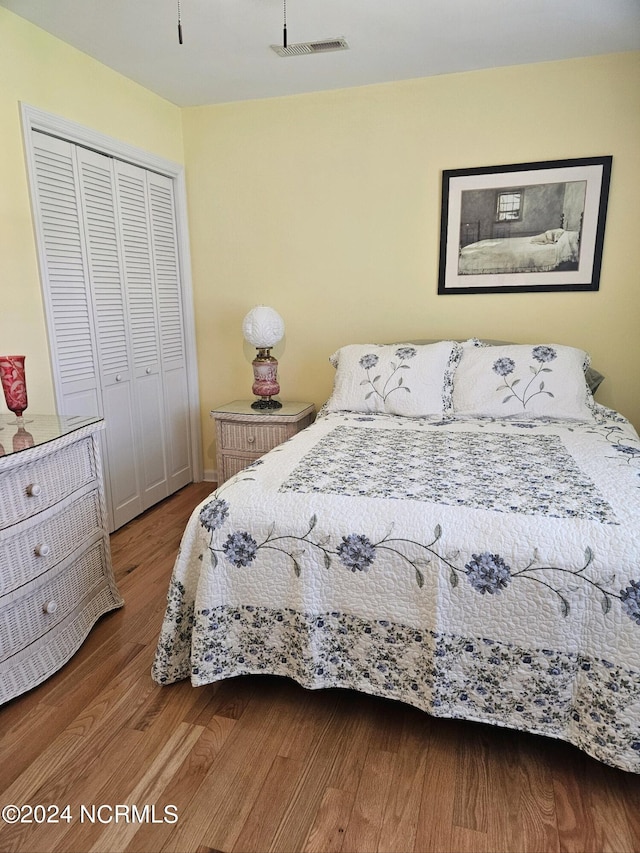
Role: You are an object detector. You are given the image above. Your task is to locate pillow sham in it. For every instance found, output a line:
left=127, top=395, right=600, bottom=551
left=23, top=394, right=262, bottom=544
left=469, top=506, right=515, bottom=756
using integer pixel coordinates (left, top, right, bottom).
left=454, top=338, right=604, bottom=395
left=452, top=342, right=596, bottom=420
left=326, top=341, right=459, bottom=417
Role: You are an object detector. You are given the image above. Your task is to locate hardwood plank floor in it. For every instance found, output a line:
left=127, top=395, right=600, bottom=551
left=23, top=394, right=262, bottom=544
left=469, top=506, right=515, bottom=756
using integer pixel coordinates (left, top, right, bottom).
left=1, top=482, right=639, bottom=853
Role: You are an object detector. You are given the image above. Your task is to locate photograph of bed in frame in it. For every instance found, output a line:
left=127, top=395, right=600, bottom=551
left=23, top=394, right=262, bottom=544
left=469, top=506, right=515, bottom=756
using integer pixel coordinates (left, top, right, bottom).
left=153, top=338, right=640, bottom=775
left=438, top=156, right=612, bottom=294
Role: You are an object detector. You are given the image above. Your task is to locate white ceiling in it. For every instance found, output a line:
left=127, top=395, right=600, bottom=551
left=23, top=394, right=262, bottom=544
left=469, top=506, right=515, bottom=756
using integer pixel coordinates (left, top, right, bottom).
left=2, top=0, right=639, bottom=107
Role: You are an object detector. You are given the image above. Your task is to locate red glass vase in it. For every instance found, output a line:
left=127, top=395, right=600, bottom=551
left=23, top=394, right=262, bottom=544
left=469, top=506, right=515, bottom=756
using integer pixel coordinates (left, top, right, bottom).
left=0, top=355, right=29, bottom=421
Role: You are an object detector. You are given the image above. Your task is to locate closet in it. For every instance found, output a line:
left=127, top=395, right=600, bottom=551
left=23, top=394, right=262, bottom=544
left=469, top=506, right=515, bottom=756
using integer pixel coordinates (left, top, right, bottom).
left=29, top=130, right=193, bottom=531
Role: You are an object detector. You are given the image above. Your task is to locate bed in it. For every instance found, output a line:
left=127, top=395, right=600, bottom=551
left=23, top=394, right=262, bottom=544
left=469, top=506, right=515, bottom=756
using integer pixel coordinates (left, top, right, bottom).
left=152, top=339, right=640, bottom=773
left=459, top=228, right=580, bottom=275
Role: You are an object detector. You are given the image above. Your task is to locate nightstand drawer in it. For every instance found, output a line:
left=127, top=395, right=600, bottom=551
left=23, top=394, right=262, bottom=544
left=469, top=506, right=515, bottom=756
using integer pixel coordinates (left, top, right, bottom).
left=0, top=538, right=106, bottom=662
left=221, top=453, right=262, bottom=482
left=219, top=421, right=291, bottom=453
left=0, top=438, right=95, bottom=530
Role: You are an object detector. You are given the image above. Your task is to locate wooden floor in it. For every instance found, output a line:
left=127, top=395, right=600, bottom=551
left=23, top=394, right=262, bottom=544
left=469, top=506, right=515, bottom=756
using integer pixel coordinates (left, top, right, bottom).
left=1, top=483, right=639, bottom=853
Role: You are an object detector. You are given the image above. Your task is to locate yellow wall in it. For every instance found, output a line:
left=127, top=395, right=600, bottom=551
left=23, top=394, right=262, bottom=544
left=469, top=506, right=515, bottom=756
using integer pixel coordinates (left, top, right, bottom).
left=0, top=7, right=184, bottom=413
left=184, top=51, right=640, bottom=471
left=1, top=4, right=638, bottom=476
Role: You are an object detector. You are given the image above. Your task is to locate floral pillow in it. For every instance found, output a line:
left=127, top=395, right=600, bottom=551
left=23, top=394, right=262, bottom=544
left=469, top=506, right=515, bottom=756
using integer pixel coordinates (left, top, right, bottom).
left=452, top=343, right=596, bottom=420
left=326, top=341, right=460, bottom=417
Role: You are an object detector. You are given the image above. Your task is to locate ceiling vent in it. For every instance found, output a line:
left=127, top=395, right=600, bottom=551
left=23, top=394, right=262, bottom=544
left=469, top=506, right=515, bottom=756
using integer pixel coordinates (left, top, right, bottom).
left=271, top=37, right=349, bottom=57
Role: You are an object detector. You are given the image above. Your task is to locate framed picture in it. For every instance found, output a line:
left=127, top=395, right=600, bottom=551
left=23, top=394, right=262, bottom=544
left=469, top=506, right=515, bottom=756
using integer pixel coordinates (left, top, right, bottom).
left=437, top=156, right=612, bottom=294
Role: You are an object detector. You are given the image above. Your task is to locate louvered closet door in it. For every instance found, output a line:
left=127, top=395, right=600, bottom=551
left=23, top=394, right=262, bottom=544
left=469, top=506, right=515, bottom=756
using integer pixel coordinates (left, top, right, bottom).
left=114, top=160, right=169, bottom=510
left=31, top=134, right=101, bottom=418
left=76, top=147, right=142, bottom=528
left=31, top=131, right=193, bottom=530
left=147, top=172, right=192, bottom=493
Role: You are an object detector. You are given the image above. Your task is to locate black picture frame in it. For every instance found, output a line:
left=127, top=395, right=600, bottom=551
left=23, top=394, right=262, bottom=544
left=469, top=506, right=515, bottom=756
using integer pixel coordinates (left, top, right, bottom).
left=437, top=156, right=612, bottom=295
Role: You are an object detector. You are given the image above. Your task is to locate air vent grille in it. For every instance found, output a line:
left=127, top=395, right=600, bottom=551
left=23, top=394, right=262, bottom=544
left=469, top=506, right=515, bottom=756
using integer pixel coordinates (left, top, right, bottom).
left=271, top=37, right=349, bottom=57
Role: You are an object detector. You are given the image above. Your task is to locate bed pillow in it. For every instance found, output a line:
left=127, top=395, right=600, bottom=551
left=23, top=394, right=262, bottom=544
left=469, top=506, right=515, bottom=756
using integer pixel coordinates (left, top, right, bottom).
left=452, top=343, right=596, bottom=420
left=326, top=341, right=460, bottom=417
left=456, top=338, right=605, bottom=395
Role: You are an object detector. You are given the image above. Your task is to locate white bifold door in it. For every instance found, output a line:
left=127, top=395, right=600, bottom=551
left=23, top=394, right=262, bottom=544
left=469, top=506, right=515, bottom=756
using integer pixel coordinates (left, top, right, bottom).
left=31, top=131, right=193, bottom=530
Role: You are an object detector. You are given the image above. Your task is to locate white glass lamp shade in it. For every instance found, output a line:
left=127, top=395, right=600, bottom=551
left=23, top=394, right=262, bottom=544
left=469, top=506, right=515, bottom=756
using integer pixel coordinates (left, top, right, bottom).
left=242, top=306, right=285, bottom=348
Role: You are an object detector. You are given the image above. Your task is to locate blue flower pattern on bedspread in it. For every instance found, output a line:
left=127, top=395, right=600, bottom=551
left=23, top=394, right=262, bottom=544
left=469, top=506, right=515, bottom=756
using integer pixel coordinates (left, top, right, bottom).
left=199, top=498, right=229, bottom=531
left=200, top=503, right=636, bottom=626
left=465, top=553, right=512, bottom=595
left=279, top=426, right=617, bottom=523
left=152, top=407, right=640, bottom=773
left=621, top=580, right=640, bottom=625
left=586, top=417, right=640, bottom=488
left=337, top=533, right=377, bottom=572
left=153, top=585, right=640, bottom=772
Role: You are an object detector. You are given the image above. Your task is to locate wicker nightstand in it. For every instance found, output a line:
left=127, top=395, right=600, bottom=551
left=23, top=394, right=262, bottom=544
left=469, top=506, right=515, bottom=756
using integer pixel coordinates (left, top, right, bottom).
left=211, top=400, right=315, bottom=484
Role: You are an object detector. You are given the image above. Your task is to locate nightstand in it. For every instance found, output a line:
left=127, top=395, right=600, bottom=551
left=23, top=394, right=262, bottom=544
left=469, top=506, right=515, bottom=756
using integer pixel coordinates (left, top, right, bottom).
left=211, top=400, right=316, bottom=484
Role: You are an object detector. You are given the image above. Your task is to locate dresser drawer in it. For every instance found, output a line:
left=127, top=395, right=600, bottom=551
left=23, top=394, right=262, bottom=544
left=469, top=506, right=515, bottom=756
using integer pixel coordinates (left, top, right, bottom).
left=0, top=538, right=107, bottom=662
left=0, top=584, right=119, bottom=703
left=0, top=489, right=103, bottom=598
left=0, top=438, right=96, bottom=530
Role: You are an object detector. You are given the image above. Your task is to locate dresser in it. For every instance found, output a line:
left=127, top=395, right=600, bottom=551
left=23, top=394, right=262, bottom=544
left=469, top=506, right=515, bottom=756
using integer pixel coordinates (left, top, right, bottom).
left=0, top=415, right=123, bottom=703
left=211, top=401, right=316, bottom=484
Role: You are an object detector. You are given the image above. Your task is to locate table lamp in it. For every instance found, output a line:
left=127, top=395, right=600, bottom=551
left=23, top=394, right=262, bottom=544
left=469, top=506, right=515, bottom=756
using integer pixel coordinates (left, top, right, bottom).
left=242, top=306, right=285, bottom=409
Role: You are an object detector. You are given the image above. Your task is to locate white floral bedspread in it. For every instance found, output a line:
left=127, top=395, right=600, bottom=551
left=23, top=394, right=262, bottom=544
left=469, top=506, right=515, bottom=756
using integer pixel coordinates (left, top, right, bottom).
left=152, top=407, right=640, bottom=772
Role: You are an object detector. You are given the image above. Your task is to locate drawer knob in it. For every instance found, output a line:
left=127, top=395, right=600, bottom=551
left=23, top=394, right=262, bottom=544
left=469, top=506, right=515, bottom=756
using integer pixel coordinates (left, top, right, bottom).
left=43, top=600, right=58, bottom=615
left=26, top=483, right=42, bottom=497
left=247, top=435, right=255, bottom=444
left=35, top=543, right=51, bottom=557
left=146, top=367, right=152, bottom=374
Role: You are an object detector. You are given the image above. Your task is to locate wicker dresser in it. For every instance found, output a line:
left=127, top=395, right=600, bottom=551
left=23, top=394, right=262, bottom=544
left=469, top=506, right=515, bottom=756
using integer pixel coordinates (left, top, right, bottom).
left=211, top=400, right=316, bottom=484
left=0, top=415, right=123, bottom=704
